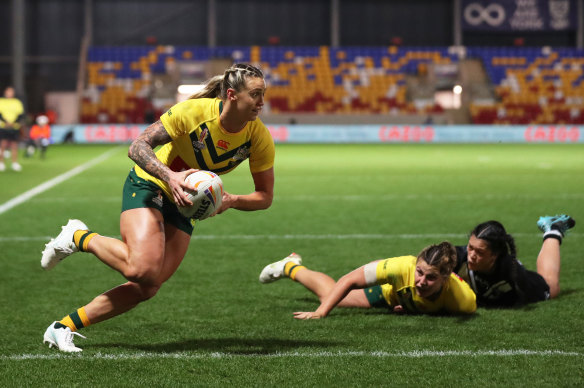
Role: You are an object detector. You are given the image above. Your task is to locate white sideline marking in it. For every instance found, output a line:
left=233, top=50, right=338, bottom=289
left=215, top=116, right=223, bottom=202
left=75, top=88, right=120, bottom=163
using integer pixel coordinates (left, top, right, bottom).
left=27, top=193, right=584, bottom=203
left=3, top=232, right=580, bottom=243
left=0, top=147, right=122, bottom=216
left=2, top=349, right=582, bottom=361
left=280, top=193, right=584, bottom=201
left=32, top=197, right=121, bottom=203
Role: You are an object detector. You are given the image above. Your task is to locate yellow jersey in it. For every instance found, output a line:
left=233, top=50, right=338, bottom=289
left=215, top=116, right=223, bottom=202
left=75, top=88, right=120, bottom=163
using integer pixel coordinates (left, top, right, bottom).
left=374, top=256, right=476, bottom=314
left=0, top=97, right=25, bottom=129
left=135, top=98, right=275, bottom=203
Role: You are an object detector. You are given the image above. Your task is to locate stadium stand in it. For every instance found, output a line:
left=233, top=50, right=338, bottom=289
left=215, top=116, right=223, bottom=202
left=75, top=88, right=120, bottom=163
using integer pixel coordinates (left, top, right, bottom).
left=80, top=45, right=454, bottom=123
left=80, top=45, right=584, bottom=125
left=468, top=47, right=584, bottom=125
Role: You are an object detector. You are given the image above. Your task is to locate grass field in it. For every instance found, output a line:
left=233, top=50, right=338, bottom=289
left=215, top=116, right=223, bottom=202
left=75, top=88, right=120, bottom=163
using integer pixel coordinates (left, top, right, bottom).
left=0, top=143, right=583, bottom=387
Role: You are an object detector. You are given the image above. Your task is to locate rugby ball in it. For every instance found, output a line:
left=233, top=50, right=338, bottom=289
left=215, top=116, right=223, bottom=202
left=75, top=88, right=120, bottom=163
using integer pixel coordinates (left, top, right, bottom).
left=178, top=170, right=224, bottom=220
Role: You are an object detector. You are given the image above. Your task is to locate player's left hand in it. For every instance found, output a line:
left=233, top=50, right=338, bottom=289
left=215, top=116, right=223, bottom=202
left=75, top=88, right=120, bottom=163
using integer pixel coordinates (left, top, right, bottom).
left=392, top=305, right=405, bottom=314
left=211, top=191, right=237, bottom=216
left=293, top=311, right=323, bottom=320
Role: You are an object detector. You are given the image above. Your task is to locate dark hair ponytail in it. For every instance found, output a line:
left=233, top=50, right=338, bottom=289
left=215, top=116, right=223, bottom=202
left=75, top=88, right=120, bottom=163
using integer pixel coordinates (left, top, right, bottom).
left=471, top=221, right=517, bottom=260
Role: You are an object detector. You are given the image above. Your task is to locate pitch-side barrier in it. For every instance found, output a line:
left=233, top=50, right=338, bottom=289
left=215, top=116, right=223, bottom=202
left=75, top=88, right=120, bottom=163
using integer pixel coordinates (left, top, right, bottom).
left=48, top=124, right=584, bottom=144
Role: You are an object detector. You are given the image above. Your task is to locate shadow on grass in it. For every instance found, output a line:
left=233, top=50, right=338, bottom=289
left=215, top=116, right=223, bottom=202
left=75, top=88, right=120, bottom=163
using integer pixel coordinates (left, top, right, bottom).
left=92, top=337, right=343, bottom=354
left=479, top=288, right=580, bottom=311
left=556, top=288, right=579, bottom=298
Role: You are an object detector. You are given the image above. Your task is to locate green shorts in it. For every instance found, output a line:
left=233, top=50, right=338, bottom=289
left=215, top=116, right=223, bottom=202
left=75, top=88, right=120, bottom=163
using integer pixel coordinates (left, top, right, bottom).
left=121, top=168, right=194, bottom=235
left=364, top=285, right=390, bottom=308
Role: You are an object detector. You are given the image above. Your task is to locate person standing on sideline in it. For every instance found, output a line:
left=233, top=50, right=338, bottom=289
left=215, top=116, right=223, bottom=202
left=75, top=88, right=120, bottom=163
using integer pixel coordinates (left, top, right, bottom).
left=41, top=63, right=274, bottom=352
left=0, top=86, right=25, bottom=171
left=27, top=114, right=51, bottom=158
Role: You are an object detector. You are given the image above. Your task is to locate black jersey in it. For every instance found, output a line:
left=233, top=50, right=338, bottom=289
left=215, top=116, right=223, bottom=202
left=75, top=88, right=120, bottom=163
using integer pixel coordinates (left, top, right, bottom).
left=455, top=246, right=550, bottom=307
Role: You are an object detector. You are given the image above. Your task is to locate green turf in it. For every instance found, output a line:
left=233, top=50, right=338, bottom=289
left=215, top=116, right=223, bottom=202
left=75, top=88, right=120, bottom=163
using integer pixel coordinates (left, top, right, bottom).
left=1, top=143, right=583, bottom=387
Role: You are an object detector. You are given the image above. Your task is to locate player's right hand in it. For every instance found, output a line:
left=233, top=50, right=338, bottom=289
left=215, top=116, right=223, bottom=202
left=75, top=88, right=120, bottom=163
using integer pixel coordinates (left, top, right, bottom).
left=168, top=169, right=199, bottom=207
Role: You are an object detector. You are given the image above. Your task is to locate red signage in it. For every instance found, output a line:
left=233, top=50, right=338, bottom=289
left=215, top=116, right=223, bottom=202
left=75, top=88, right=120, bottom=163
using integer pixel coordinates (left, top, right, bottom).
left=378, top=126, right=435, bottom=142
left=84, top=125, right=142, bottom=143
left=267, top=126, right=289, bottom=142
left=524, top=126, right=581, bottom=143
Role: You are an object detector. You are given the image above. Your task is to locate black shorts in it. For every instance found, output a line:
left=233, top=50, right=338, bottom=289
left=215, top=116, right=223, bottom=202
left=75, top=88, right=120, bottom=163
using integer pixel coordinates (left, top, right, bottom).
left=121, top=168, right=194, bottom=235
left=522, top=269, right=551, bottom=303
left=0, top=128, right=20, bottom=141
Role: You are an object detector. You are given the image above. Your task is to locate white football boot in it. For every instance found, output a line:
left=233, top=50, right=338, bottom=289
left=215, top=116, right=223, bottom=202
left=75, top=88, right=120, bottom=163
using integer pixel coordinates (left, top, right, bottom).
left=41, top=219, right=88, bottom=270
left=259, top=252, right=302, bottom=283
left=11, top=162, right=22, bottom=172
left=43, top=321, right=86, bottom=352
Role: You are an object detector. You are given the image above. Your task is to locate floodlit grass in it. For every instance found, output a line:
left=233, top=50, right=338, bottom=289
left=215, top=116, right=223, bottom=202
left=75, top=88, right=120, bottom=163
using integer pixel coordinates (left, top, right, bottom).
left=1, top=143, right=583, bottom=387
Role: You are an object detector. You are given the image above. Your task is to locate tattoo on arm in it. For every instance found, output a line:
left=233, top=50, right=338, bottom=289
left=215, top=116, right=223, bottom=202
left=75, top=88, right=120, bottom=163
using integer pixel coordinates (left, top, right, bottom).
left=128, top=120, right=173, bottom=181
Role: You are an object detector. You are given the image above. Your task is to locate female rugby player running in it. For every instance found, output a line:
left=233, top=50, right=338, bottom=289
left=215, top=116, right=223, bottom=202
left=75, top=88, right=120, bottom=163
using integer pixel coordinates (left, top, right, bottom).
left=41, top=63, right=275, bottom=352
left=260, top=241, right=477, bottom=318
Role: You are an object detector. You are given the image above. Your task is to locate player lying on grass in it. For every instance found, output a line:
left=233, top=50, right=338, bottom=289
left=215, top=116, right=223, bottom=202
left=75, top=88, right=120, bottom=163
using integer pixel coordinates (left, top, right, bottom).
left=454, top=214, right=575, bottom=307
left=40, top=63, right=275, bottom=352
left=260, top=241, right=477, bottom=318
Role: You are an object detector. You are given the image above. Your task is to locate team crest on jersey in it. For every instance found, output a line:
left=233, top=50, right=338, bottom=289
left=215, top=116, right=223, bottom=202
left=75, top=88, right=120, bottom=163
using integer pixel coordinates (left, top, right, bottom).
left=152, top=190, right=164, bottom=207
left=232, top=145, right=250, bottom=161
left=192, top=128, right=208, bottom=152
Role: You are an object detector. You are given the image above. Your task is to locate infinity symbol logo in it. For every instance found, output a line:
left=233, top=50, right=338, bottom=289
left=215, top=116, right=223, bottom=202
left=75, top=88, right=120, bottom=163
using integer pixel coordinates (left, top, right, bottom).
left=464, top=3, right=506, bottom=26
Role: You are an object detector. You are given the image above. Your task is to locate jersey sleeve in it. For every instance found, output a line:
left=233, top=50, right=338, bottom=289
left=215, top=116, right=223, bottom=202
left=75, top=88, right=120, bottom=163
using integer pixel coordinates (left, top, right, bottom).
left=248, top=123, right=275, bottom=173
left=160, top=99, right=199, bottom=140
left=444, top=274, right=477, bottom=314
left=16, top=100, right=24, bottom=120
left=374, top=256, right=413, bottom=286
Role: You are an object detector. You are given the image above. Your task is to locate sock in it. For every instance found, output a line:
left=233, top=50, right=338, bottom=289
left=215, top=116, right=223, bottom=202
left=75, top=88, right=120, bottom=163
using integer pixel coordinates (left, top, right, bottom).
left=284, top=262, right=306, bottom=281
left=73, top=230, right=98, bottom=252
left=58, top=307, right=91, bottom=332
left=543, top=230, right=563, bottom=245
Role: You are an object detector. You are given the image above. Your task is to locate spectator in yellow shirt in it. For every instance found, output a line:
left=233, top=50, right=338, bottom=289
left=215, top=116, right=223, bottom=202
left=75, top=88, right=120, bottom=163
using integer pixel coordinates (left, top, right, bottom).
left=0, top=86, right=25, bottom=171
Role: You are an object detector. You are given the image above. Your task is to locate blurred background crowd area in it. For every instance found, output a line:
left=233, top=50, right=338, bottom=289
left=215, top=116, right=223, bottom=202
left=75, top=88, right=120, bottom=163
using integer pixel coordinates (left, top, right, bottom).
left=1, top=0, right=583, bottom=126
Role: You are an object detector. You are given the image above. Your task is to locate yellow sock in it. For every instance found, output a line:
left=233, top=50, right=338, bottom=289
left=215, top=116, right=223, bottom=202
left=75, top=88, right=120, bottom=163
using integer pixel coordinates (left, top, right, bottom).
left=59, top=307, right=91, bottom=332
left=73, top=230, right=98, bottom=252
left=284, top=262, right=306, bottom=281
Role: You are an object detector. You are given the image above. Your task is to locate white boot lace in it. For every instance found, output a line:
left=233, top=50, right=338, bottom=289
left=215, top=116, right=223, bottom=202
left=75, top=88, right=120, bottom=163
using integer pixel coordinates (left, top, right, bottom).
left=63, top=330, right=86, bottom=347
